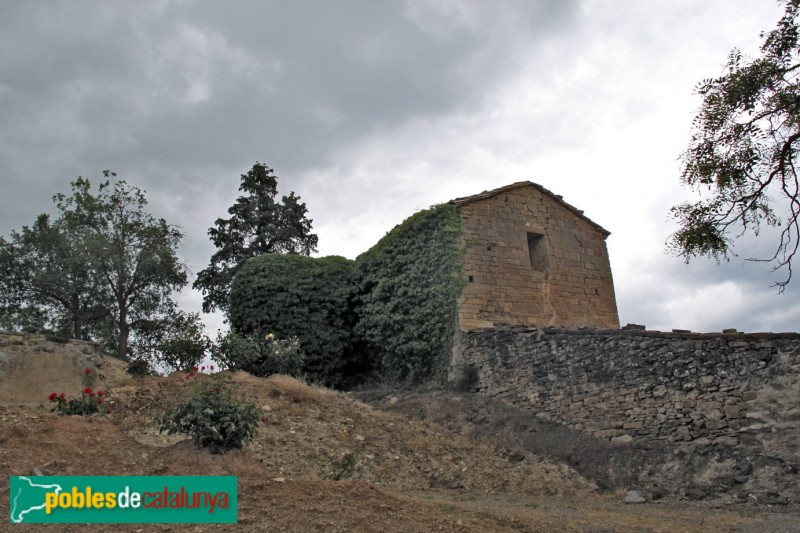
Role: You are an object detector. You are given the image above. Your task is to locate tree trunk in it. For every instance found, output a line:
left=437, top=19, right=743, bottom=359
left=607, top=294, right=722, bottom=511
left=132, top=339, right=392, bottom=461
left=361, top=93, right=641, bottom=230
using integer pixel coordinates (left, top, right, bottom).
left=117, top=303, right=129, bottom=360
left=72, top=294, right=82, bottom=339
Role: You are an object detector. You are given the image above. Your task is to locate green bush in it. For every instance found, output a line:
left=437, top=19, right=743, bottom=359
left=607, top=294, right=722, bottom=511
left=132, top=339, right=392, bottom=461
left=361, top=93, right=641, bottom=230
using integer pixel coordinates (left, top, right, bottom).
left=229, top=254, right=362, bottom=386
left=126, top=357, right=153, bottom=377
left=212, top=330, right=305, bottom=377
left=157, top=373, right=260, bottom=453
left=353, top=204, right=464, bottom=382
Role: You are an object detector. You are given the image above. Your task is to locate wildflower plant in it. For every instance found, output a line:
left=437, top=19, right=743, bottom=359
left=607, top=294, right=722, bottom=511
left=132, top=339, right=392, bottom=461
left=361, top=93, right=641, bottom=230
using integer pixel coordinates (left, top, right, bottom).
left=82, top=367, right=97, bottom=388
left=49, top=369, right=107, bottom=416
left=212, top=330, right=304, bottom=378
left=157, top=373, right=260, bottom=453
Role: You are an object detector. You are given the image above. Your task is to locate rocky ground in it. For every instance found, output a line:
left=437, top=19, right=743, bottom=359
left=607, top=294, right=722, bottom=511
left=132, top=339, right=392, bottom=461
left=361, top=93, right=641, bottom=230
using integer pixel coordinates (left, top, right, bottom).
left=0, top=367, right=798, bottom=532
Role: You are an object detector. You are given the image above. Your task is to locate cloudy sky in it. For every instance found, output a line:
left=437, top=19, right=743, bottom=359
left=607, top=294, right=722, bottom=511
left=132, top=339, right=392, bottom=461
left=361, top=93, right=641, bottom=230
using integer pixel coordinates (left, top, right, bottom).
left=2, top=0, right=797, bottom=334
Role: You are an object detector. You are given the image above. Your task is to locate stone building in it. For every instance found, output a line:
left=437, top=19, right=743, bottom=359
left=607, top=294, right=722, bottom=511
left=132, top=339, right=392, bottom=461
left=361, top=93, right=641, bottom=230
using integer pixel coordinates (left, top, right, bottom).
left=450, top=181, right=619, bottom=330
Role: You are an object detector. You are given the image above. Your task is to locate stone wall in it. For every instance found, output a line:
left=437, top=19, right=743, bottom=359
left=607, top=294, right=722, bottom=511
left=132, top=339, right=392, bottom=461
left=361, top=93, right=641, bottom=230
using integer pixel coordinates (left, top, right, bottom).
left=0, top=331, right=121, bottom=404
left=452, top=327, right=800, bottom=467
left=454, top=184, right=619, bottom=331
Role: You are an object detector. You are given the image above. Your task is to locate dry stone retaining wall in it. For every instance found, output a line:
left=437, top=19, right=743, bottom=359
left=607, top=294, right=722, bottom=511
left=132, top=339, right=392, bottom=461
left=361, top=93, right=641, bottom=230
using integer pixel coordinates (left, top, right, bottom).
left=452, top=327, right=800, bottom=466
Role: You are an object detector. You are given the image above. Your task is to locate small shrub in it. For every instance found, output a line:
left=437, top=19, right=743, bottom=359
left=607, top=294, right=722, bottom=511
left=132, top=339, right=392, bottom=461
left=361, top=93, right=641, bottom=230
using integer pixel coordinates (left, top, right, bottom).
left=126, top=357, right=152, bottom=377
left=212, top=330, right=305, bottom=378
left=157, top=373, right=260, bottom=453
left=322, top=450, right=358, bottom=480
left=48, top=368, right=108, bottom=416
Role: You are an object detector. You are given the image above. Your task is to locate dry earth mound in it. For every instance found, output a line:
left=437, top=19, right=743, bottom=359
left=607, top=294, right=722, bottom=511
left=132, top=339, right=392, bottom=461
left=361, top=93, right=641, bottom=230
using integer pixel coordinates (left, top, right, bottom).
left=0, top=331, right=128, bottom=405
left=0, top=371, right=789, bottom=531
left=0, top=335, right=796, bottom=531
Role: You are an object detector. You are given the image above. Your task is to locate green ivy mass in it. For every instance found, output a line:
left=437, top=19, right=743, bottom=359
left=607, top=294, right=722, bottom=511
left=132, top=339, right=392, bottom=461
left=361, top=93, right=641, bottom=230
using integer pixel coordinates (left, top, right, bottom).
left=229, top=254, right=356, bottom=386
left=353, top=203, right=464, bottom=383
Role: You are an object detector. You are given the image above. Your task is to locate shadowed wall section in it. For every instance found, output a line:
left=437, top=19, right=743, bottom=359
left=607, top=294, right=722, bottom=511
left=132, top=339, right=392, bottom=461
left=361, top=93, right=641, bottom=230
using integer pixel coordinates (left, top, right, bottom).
left=451, top=327, right=800, bottom=466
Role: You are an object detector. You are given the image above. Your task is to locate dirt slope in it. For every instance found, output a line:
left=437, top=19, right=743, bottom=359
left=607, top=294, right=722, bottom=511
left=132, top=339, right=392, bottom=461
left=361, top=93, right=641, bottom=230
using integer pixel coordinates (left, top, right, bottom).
left=0, top=371, right=795, bottom=532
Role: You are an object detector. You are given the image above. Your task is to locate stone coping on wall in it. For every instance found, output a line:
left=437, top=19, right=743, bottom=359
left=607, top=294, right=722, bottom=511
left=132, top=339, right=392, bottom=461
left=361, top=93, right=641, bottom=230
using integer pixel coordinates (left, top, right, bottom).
left=465, top=324, right=800, bottom=341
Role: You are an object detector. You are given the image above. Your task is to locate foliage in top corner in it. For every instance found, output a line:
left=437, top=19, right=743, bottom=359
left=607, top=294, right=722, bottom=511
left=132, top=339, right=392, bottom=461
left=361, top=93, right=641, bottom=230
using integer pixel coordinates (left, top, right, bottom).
left=353, top=203, right=464, bottom=383
left=669, top=0, right=800, bottom=291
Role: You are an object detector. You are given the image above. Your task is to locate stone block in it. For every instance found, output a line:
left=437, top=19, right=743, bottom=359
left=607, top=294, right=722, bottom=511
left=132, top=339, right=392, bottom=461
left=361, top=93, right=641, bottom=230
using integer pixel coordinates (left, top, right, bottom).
left=724, top=405, right=743, bottom=419
left=595, top=429, right=625, bottom=438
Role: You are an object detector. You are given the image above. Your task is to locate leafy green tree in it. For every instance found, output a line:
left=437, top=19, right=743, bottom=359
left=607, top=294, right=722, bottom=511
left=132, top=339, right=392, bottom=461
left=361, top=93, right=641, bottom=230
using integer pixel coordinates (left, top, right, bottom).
left=58, top=174, right=188, bottom=359
left=193, top=163, right=318, bottom=314
left=0, top=212, right=108, bottom=338
left=0, top=173, right=188, bottom=359
left=670, top=0, right=800, bottom=290
left=129, top=306, right=210, bottom=372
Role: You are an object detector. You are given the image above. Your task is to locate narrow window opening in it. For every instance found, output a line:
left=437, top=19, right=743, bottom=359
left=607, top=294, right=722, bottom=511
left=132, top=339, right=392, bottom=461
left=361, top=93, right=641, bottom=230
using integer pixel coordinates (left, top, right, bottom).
left=527, top=232, right=548, bottom=272
left=468, top=275, right=474, bottom=283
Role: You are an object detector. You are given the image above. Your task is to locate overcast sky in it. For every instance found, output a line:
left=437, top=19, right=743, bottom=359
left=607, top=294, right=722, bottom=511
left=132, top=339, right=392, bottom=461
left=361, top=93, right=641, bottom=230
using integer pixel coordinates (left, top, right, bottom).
left=2, top=0, right=797, bottom=334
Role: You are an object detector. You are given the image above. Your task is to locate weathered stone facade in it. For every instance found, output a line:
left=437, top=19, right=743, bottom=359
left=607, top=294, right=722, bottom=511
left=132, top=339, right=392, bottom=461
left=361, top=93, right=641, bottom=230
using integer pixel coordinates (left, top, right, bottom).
left=453, top=327, right=800, bottom=467
left=450, top=182, right=619, bottom=331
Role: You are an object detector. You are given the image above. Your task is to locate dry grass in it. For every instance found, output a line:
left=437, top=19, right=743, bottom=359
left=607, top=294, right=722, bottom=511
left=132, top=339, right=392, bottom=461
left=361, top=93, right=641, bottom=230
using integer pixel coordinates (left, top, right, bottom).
left=263, top=374, right=338, bottom=404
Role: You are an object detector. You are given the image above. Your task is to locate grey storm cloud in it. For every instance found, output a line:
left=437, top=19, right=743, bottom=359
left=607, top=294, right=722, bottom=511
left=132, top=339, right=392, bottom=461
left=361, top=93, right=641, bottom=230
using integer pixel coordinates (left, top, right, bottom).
left=0, top=0, right=795, bottom=334
left=0, top=0, right=579, bottom=245
left=0, top=1, right=577, bottom=189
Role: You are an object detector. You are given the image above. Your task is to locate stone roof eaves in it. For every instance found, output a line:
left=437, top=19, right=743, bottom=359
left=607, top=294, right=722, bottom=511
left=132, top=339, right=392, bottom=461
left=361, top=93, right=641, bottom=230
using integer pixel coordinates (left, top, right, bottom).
left=448, top=181, right=611, bottom=237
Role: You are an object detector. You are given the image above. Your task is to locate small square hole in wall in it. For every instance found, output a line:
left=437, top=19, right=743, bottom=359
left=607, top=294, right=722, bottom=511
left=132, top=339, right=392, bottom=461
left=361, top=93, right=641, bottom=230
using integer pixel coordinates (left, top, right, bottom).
left=527, top=232, right=549, bottom=272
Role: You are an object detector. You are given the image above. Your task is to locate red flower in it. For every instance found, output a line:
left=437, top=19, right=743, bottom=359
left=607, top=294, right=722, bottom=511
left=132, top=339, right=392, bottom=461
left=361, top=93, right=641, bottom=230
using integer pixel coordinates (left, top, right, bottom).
left=106, top=407, right=112, bottom=414
left=83, top=387, right=93, bottom=395
left=84, top=368, right=93, bottom=375
left=48, top=392, right=58, bottom=401
left=59, top=393, right=66, bottom=400
left=97, top=391, right=104, bottom=397
left=193, top=366, right=199, bottom=371
left=210, top=365, right=215, bottom=371
left=201, top=366, right=206, bottom=371
left=98, top=397, right=104, bottom=404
